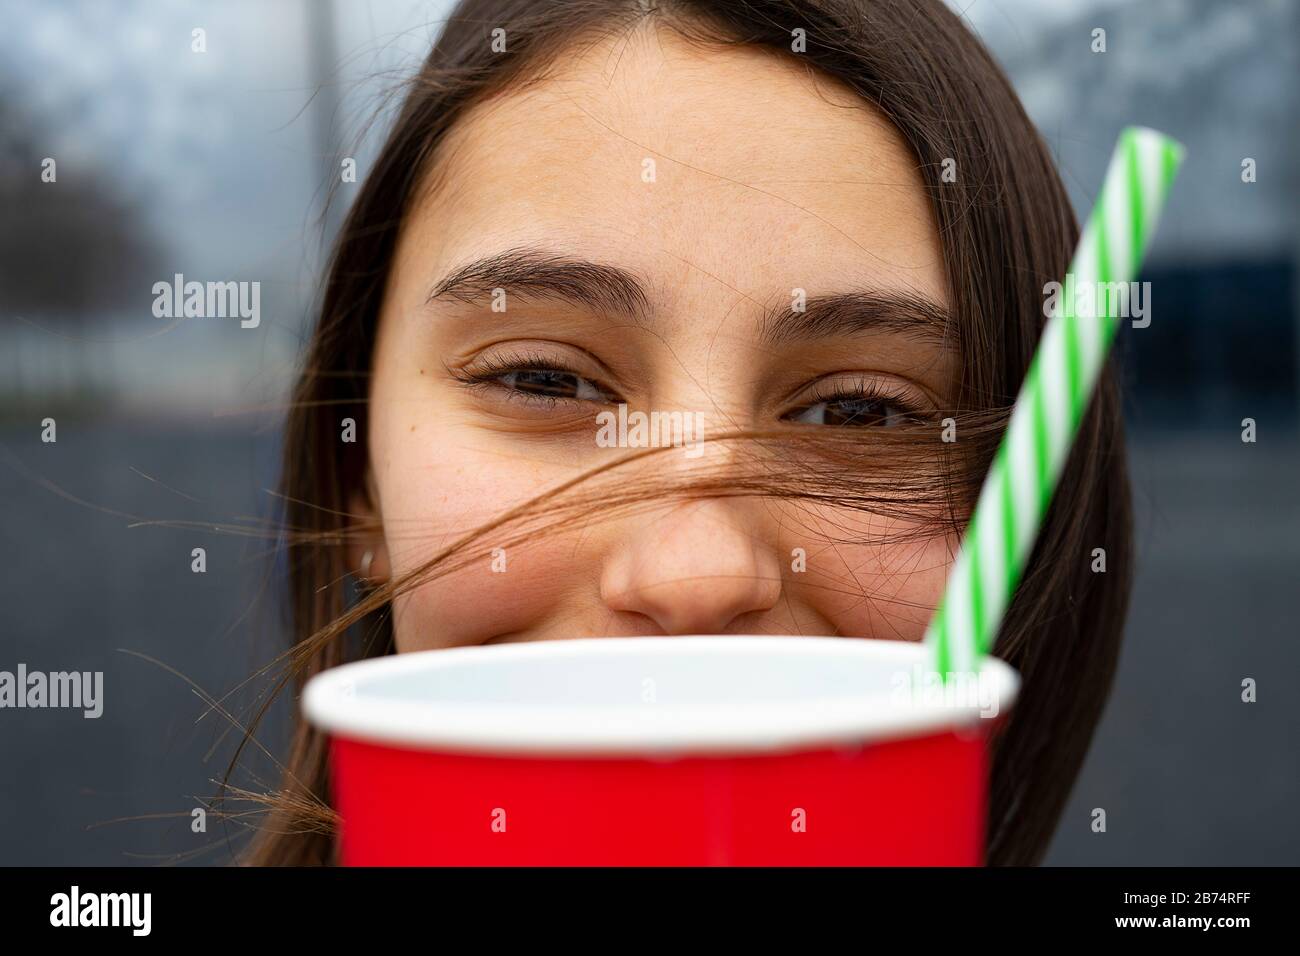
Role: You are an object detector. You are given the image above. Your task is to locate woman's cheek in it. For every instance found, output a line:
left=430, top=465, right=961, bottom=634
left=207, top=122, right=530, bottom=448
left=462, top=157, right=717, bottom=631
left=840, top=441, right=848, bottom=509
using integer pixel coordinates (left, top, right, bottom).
left=391, top=545, right=573, bottom=650
left=780, top=507, right=955, bottom=642
left=379, top=445, right=585, bottom=651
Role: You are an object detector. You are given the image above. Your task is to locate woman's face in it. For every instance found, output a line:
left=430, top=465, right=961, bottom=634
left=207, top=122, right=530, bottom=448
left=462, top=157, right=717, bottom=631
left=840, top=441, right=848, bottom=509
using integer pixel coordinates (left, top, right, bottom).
left=357, top=25, right=958, bottom=650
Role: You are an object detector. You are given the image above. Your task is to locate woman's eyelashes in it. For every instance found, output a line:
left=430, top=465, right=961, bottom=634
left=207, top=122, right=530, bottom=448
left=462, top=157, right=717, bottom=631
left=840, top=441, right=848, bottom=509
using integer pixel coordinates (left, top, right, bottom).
left=451, top=351, right=933, bottom=427
left=783, top=380, right=932, bottom=428
left=450, top=351, right=622, bottom=410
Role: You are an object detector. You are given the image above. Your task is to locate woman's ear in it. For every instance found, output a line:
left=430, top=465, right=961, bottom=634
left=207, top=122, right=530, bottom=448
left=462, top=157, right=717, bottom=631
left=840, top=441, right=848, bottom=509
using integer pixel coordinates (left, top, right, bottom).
left=346, top=470, right=391, bottom=585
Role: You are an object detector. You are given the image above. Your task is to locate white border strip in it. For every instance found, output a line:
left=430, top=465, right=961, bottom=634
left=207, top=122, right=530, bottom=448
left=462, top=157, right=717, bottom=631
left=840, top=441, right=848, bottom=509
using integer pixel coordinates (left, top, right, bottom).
left=302, top=636, right=1020, bottom=756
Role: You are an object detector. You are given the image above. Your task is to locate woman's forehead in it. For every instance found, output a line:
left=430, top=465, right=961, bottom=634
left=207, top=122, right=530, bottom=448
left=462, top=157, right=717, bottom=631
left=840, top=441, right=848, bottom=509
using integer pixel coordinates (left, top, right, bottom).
left=396, top=25, right=948, bottom=317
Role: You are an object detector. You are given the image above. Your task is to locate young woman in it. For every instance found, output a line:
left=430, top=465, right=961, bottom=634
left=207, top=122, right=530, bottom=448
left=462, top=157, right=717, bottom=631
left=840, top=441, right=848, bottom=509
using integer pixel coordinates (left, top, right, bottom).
left=247, top=0, right=1131, bottom=865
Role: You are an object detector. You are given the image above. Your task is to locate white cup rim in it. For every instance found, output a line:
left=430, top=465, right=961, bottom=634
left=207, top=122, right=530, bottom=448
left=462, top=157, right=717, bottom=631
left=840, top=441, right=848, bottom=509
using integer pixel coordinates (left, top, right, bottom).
left=302, top=635, right=1019, bottom=757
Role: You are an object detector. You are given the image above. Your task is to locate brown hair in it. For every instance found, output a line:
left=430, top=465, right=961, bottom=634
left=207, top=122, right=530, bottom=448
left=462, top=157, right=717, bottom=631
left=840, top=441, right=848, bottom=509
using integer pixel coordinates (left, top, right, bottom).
left=240, top=0, right=1130, bottom=866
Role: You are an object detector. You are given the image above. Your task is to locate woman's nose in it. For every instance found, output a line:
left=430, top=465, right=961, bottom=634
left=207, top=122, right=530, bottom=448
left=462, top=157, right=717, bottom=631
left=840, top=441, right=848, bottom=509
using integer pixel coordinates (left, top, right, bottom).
left=599, top=497, right=783, bottom=635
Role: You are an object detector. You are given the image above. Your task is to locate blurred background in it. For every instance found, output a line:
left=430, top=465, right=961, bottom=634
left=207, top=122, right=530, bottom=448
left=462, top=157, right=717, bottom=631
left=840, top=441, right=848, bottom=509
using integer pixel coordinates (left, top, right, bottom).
left=0, top=0, right=1296, bottom=865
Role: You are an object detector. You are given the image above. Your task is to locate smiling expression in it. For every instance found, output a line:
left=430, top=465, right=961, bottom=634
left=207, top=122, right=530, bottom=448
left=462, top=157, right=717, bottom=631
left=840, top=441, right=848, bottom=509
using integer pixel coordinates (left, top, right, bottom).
left=352, top=22, right=960, bottom=650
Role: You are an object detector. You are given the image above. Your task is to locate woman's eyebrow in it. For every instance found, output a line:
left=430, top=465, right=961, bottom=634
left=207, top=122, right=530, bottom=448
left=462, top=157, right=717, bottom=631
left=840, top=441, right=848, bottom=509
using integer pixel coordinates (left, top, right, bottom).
left=426, top=247, right=651, bottom=320
left=758, top=290, right=954, bottom=348
left=426, top=247, right=951, bottom=348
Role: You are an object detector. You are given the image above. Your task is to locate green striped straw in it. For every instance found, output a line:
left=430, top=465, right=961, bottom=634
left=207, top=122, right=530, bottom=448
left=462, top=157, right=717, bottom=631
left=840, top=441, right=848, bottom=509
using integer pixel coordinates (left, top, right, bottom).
left=927, top=127, right=1184, bottom=677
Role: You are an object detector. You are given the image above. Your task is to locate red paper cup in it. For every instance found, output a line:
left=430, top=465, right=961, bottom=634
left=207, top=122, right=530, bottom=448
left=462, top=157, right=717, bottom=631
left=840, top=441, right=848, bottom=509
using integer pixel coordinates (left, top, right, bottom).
left=303, top=636, right=1018, bottom=866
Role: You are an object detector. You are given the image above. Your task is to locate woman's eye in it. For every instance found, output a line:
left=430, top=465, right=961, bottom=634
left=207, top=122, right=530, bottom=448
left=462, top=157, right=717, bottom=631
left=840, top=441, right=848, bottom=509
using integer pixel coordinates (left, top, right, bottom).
left=495, top=368, right=608, bottom=402
left=787, top=394, right=919, bottom=427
